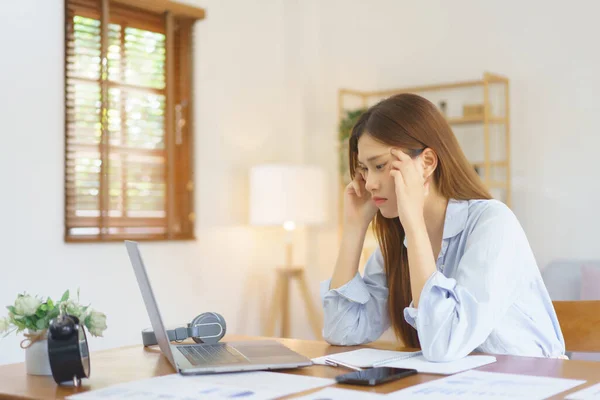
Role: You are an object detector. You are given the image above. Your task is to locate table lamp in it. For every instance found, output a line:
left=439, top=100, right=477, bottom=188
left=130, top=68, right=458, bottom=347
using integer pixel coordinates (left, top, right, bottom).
left=249, top=164, right=327, bottom=339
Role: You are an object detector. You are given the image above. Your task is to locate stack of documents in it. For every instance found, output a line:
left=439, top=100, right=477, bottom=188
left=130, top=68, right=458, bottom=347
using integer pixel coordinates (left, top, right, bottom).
left=312, top=348, right=497, bottom=375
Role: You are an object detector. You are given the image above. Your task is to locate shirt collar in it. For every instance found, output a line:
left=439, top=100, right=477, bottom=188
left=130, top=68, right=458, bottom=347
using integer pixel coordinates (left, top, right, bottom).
left=403, top=199, right=469, bottom=248
left=442, top=199, right=469, bottom=239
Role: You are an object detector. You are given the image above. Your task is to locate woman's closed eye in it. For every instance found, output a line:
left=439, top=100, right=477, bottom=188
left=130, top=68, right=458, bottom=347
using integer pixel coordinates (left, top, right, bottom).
left=357, top=163, right=386, bottom=176
left=357, top=167, right=367, bottom=179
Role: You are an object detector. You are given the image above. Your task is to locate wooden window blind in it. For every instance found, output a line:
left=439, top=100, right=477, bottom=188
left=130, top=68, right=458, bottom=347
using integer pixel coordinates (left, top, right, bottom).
left=65, top=0, right=201, bottom=242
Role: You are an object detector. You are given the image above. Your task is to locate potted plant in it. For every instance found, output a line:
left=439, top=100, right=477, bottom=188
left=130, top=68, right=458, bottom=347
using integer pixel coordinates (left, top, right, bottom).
left=338, top=108, right=367, bottom=185
left=0, top=290, right=107, bottom=375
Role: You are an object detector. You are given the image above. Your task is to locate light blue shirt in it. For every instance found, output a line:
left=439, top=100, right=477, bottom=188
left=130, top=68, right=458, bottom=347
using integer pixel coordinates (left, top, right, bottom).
left=321, top=199, right=565, bottom=362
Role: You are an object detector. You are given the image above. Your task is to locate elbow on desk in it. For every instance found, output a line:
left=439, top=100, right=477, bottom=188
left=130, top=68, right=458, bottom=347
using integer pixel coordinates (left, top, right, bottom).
left=323, top=334, right=347, bottom=346
left=416, top=309, right=485, bottom=362
left=420, top=335, right=475, bottom=362
left=422, top=347, right=463, bottom=363
left=322, top=330, right=355, bottom=346
left=323, top=332, right=353, bottom=346
left=322, top=327, right=370, bottom=346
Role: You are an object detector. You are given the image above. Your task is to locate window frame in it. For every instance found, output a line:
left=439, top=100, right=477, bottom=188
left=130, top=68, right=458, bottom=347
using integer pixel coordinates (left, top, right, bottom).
left=64, top=0, right=200, bottom=243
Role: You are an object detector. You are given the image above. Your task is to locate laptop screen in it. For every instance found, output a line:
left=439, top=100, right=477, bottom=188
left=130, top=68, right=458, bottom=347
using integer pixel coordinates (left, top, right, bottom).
left=125, top=240, right=176, bottom=368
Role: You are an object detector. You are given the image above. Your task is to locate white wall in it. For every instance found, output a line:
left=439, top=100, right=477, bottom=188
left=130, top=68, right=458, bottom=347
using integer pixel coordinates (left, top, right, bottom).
left=0, top=0, right=312, bottom=365
left=293, top=0, right=600, bottom=278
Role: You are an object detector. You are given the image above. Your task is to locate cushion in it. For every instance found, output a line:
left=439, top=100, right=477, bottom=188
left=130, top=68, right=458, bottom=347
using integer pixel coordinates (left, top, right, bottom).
left=580, top=264, right=600, bottom=300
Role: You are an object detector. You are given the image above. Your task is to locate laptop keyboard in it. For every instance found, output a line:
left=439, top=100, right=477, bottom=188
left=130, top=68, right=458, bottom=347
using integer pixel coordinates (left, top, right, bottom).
left=177, top=344, right=249, bottom=366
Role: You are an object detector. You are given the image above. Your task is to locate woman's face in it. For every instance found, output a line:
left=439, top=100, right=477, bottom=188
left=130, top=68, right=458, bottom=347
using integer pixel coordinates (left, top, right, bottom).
left=356, top=134, right=402, bottom=219
left=356, top=134, right=429, bottom=219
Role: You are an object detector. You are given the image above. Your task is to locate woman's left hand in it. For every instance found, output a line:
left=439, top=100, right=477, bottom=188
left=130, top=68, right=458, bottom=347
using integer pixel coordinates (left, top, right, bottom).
left=390, top=148, right=429, bottom=230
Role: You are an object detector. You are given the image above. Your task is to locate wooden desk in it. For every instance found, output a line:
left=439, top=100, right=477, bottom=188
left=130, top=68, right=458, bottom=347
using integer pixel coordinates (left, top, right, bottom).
left=1, top=335, right=599, bottom=399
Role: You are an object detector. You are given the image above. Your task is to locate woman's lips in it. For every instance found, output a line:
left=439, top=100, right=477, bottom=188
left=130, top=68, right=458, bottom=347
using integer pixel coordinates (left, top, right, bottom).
left=372, top=197, right=387, bottom=206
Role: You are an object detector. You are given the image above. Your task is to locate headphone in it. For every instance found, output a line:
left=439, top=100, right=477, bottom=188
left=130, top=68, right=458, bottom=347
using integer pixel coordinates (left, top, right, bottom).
left=142, top=312, right=227, bottom=347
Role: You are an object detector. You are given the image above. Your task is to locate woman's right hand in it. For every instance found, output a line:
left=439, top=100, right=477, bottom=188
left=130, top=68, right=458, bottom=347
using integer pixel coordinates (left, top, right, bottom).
left=343, top=173, right=379, bottom=230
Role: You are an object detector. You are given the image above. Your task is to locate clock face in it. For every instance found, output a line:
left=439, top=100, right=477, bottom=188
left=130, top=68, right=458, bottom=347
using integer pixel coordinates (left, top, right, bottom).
left=78, top=326, right=90, bottom=377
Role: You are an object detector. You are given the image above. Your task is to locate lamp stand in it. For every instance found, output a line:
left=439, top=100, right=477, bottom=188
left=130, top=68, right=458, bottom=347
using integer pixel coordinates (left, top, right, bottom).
left=266, top=238, right=322, bottom=339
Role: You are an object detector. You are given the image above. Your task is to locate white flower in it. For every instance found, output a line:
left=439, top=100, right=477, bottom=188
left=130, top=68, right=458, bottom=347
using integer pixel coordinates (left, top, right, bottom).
left=62, top=300, right=83, bottom=318
left=0, top=318, right=9, bottom=334
left=14, top=295, right=41, bottom=316
left=85, top=310, right=107, bottom=337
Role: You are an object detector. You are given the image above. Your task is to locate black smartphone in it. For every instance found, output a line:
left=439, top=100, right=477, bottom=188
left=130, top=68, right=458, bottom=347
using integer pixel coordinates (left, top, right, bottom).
left=335, top=367, right=417, bottom=386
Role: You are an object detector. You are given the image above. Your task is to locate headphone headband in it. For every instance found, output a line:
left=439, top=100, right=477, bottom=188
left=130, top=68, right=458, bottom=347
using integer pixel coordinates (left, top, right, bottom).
left=142, top=312, right=226, bottom=346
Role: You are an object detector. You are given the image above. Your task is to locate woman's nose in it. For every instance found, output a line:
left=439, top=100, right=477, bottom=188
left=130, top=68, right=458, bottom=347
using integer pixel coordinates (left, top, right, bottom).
left=365, top=176, right=379, bottom=192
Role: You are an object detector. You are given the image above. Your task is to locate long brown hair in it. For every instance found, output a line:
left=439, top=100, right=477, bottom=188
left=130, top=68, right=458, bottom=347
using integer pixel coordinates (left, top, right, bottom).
left=348, top=93, right=492, bottom=348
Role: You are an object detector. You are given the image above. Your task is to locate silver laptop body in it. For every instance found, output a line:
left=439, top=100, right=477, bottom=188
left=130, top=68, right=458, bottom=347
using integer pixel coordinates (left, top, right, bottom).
left=125, top=240, right=312, bottom=375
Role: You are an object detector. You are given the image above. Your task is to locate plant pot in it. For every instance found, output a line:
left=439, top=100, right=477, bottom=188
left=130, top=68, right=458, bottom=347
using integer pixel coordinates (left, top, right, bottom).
left=24, top=331, right=52, bottom=376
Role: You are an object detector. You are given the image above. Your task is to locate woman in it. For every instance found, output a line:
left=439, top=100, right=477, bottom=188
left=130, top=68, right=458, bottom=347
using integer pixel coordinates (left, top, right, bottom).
left=321, top=93, right=565, bottom=362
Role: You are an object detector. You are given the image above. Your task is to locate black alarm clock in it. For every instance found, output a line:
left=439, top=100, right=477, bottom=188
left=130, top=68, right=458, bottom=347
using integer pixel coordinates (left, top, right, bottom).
left=47, top=314, right=91, bottom=386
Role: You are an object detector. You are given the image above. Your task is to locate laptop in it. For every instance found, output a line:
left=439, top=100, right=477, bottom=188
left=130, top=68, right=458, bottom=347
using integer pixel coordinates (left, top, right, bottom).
left=125, top=240, right=312, bottom=375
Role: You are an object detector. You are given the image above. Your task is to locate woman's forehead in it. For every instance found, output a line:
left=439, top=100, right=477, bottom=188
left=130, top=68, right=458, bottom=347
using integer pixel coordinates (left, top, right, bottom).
left=358, top=134, right=389, bottom=151
left=357, top=135, right=392, bottom=163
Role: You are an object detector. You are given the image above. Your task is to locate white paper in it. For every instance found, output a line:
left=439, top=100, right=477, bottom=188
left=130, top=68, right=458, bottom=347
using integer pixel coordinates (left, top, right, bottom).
left=566, top=383, right=600, bottom=399
left=68, top=371, right=334, bottom=400
left=312, top=349, right=421, bottom=368
left=312, top=348, right=496, bottom=375
left=386, top=370, right=586, bottom=400
left=70, top=380, right=279, bottom=400
left=384, top=355, right=497, bottom=375
left=294, top=387, right=386, bottom=399
left=178, top=371, right=334, bottom=394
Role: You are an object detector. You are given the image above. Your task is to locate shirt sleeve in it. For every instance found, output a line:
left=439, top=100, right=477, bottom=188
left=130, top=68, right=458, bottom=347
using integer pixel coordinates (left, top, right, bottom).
left=403, top=203, right=532, bottom=362
left=320, top=247, right=391, bottom=345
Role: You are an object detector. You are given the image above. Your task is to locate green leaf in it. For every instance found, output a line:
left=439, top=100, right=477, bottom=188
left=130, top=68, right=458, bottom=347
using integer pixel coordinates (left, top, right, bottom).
left=60, top=290, right=70, bottom=302
left=36, top=309, right=45, bottom=318
left=48, top=308, right=60, bottom=322
left=338, top=108, right=367, bottom=142
left=7, top=306, right=16, bottom=314
left=13, top=320, right=26, bottom=330
left=30, top=317, right=39, bottom=328
left=40, top=304, right=48, bottom=311
left=23, top=317, right=34, bottom=330
left=36, top=318, right=47, bottom=331
left=47, top=299, right=54, bottom=309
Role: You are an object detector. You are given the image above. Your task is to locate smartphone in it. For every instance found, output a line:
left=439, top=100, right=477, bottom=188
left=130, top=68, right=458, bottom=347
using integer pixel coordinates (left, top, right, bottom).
left=335, top=367, right=417, bottom=386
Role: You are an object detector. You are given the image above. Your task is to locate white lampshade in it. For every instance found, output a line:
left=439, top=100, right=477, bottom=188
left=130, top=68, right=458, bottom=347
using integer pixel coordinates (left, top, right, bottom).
left=249, top=164, right=327, bottom=227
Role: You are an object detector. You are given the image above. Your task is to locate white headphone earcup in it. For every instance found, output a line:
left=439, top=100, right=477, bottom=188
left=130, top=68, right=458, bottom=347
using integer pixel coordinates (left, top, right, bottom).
left=190, top=312, right=226, bottom=344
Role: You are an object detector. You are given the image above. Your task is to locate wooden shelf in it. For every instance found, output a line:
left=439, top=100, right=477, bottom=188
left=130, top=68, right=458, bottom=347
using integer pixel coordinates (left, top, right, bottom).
left=473, top=161, right=508, bottom=168
left=488, top=181, right=509, bottom=188
left=341, top=80, right=484, bottom=97
left=446, top=116, right=506, bottom=125
left=340, top=72, right=508, bottom=98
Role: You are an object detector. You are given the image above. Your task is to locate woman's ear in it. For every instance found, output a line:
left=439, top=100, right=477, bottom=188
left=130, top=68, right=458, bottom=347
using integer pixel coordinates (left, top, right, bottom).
left=420, top=148, right=438, bottom=180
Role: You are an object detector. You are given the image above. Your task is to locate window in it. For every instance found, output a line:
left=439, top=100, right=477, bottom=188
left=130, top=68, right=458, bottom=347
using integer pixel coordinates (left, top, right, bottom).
left=65, top=0, right=203, bottom=242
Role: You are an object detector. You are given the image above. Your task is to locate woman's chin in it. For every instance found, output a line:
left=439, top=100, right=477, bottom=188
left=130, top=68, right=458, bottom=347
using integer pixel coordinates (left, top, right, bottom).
left=379, top=207, right=399, bottom=219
